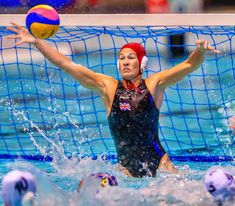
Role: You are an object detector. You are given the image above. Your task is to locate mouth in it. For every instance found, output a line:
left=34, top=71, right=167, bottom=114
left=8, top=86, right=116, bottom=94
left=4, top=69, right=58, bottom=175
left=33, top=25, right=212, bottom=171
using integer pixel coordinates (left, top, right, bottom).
left=122, top=68, right=130, bottom=72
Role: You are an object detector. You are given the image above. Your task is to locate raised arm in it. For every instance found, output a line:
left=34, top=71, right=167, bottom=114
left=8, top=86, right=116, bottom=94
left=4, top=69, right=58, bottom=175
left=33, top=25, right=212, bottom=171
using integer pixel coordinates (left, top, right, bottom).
left=6, top=22, right=114, bottom=93
left=147, top=40, right=221, bottom=89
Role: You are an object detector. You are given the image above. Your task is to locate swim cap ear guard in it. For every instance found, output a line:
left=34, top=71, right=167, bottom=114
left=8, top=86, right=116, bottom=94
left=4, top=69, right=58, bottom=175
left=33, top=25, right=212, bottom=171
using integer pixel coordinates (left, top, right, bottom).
left=140, top=56, right=148, bottom=73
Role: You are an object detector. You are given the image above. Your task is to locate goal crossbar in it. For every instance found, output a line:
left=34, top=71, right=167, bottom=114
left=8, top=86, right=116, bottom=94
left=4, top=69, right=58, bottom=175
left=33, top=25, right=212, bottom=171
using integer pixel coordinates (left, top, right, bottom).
left=1, top=14, right=235, bottom=26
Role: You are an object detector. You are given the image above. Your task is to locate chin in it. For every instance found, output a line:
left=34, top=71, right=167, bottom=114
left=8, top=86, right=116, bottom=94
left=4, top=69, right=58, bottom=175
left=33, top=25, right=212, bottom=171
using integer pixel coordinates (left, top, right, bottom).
left=122, top=75, right=132, bottom=80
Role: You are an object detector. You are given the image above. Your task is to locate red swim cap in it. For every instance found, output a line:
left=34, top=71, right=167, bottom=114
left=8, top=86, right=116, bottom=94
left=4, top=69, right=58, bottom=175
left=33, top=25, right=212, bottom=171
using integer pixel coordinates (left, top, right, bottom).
left=120, top=42, right=148, bottom=73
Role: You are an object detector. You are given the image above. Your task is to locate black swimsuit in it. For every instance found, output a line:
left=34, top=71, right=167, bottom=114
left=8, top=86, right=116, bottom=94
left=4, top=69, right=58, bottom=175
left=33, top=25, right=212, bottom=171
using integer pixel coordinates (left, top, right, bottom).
left=108, top=80, right=166, bottom=177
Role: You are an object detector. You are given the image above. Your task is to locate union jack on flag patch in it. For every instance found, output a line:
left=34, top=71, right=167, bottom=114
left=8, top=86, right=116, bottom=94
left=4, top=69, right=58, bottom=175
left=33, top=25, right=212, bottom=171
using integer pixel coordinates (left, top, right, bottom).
left=119, top=102, right=131, bottom=111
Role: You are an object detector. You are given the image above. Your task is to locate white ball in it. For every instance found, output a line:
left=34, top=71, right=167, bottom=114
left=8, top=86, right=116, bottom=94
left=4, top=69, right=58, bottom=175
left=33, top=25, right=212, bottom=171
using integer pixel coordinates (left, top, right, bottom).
left=1, top=170, right=36, bottom=206
left=204, top=168, right=235, bottom=201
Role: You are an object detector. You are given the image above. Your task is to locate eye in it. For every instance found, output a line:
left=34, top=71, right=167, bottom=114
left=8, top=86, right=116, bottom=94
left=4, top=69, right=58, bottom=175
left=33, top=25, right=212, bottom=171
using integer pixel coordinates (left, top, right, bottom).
left=128, top=54, right=137, bottom=60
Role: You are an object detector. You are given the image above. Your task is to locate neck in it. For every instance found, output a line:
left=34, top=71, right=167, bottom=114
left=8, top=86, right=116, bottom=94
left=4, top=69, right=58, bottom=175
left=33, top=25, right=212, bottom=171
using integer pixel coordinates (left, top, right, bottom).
left=122, top=75, right=143, bottom=94
left=123, top=74, right=142, bottom=86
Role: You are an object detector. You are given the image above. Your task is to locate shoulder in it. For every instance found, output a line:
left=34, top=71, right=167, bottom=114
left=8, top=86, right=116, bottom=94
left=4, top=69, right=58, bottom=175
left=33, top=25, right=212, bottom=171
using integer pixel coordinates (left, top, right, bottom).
left=96, top=73, right=118, bottom=87
left=95, top=74, right=118, bottom=113
left=144, top=75, right=165, bottom=110
left=145, top=72, right=162, bottom=91
left=96, top=73, right=118, bottom=96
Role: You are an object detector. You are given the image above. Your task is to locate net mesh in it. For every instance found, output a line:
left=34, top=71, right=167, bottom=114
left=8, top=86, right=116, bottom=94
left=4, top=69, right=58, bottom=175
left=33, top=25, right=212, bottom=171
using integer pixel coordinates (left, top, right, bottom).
left=0, top=25, right=234, bottom=162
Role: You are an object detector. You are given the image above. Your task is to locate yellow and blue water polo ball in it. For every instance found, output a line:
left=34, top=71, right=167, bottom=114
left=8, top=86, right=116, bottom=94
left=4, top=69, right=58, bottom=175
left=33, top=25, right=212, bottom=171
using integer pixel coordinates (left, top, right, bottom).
left=26, top=4, right=60, bottom=39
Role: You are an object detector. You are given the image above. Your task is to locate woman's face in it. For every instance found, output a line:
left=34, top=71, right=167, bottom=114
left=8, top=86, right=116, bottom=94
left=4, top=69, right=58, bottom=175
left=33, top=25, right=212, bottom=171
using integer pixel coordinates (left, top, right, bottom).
left=118, top=48, right=140, bottom=81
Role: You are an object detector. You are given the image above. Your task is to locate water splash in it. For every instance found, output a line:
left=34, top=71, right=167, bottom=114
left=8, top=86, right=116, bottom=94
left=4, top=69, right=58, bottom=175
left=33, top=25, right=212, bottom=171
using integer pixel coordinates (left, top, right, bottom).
left=3, top=106, right=235, bottom=206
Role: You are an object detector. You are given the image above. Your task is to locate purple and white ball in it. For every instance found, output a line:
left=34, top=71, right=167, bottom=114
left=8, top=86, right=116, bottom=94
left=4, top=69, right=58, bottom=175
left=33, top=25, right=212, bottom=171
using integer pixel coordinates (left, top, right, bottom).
left=204, top=168, right=235, bottom=201
left=1, top=170, right=36, bottom=206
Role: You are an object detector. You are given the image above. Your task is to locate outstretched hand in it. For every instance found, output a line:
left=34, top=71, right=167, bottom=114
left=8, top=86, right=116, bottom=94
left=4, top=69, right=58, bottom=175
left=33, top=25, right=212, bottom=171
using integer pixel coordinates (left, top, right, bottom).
left=196, top=39, right=221, bottom=54
left=6, top=22, right=36, bottom=46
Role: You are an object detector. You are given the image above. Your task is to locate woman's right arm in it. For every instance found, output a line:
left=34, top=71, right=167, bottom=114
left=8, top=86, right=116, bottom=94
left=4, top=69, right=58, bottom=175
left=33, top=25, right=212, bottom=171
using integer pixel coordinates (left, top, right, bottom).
left=6, top=22, right=110, bottom=93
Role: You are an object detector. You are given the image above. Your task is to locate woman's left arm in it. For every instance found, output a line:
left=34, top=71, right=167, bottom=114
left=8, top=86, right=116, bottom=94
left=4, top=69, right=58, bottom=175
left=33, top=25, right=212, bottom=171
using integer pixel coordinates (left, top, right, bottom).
left=149, top=40, right=221, bottom=89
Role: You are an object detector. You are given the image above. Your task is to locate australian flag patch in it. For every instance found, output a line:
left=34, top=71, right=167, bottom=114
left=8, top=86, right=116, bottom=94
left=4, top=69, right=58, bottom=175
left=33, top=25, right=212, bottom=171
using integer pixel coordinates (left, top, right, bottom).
left=119, top=102, right=131, bottom=111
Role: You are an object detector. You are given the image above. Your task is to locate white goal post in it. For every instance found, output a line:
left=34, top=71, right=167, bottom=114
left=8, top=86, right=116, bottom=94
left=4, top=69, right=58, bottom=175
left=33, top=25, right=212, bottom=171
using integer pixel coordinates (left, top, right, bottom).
left=1, top=14, right=235, bottom=26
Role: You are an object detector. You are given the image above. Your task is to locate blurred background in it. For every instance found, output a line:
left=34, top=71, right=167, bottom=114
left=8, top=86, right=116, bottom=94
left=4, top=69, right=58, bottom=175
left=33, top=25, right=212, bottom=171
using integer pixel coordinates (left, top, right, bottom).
left=0, top=0, right=234, bottom=14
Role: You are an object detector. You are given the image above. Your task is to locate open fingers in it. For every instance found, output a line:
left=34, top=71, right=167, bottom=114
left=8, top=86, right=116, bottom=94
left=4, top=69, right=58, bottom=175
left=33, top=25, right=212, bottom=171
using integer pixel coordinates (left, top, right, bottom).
left=207, top=45, right=221, bottom=54
left=197, top=40, right=221, bottom=54
left=7, top=35, right=21, bottom=40
left=196, top=39, right=202, bottom=48
left=6, top=27, right=19, bottom=34
left=10, top=21, right=22, bottom=30
left=212, top=49, right=221, bottom=54
left=196, top=40, right=208, bottom=50
left=15, top=40, right=24, bottom=46
left=202, top=41, right=211, bottom=50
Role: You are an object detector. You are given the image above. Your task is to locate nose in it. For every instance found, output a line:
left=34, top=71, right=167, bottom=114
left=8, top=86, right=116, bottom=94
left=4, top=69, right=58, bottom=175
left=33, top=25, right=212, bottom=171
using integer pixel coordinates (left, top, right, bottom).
left=123, top=59, right=129, bottom=67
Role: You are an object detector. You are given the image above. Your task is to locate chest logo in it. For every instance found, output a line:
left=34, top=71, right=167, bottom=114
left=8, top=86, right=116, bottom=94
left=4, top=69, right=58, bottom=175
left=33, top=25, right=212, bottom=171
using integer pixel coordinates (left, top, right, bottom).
left=119, top=102, right=131, bottom=111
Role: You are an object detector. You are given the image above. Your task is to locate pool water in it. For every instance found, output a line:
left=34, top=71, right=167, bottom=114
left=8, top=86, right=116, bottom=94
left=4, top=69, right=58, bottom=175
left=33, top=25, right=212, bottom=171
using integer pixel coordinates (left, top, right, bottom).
left=0, top=49, right=235, bottom=205
left=1, top=158, right=234, bottom=205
